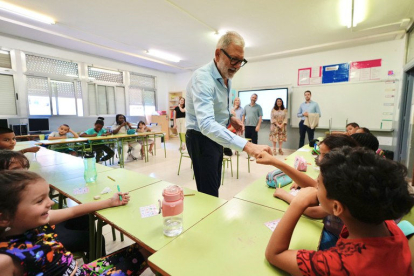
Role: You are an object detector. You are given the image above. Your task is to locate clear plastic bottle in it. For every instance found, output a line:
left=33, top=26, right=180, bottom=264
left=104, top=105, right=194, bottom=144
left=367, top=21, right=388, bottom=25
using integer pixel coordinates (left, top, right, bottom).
left=83, top=152, right=97, bottom=183
left=161, top=185, right=184, bottom=237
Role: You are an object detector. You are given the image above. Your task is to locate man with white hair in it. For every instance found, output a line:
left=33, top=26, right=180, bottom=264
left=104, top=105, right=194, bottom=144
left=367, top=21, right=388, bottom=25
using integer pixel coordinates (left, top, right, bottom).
left=186, top=31, right=271, bottom=197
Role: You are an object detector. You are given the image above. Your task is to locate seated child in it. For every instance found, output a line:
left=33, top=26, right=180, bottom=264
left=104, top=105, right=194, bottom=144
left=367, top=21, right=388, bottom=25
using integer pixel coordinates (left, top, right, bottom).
left=0, top=170, right=150, bottom=275
left=0, top=127, right=40, bottom=154
left=48, top=124, right=79, bottom=156
left=0, top=150, right=105, bottom=260
left=261, top=147, right=414, bottom=276
left=80, top=118, right=114, bottom=163
left=351, top=132, right=379, bottom=152
left=262, top=134, right=359, bottom=249
left=356, top=127, right=370, bottom=133
left=331, top=122, right=360, bottom=136
left=112, top=114, right=141, bottom=161
left=136, top=121, right=154, bottom=157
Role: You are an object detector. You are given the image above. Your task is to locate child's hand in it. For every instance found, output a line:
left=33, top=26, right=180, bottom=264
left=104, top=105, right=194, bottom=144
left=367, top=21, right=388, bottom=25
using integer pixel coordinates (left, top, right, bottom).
left=256, top=151, right=276, bottom=165
left=291, top=187, right=319, bottom=208
left=25, top=146, right=40, bottom=153
left=290, top=182, right=299, bottom=190
left=273, top=188, right=288, bottom=199
left=109, top=192, right=130, bottom=207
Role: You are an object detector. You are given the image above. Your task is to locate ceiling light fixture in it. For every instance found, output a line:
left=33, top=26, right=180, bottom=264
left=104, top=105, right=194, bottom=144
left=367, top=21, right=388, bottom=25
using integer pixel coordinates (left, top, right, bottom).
left=0, top=1, right=55, bottom=24
left=65, top=74, right=78, bottom=78
left=340, top=0, right=366, bottom=29
left=90, top=67, right=121, bottom=75
left=146, top=50, right=180, bottom=63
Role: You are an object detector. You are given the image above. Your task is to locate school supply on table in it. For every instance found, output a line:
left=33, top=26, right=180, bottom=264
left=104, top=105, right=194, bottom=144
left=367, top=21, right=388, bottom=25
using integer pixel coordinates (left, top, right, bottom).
left=312, top=144, right=320, bottom=155
left=294, top=156, right=308, bottom=171
left=84, top=152, right=97, bottom=183
left=266, top=169, right=293, bottom=188
left=309, top=139, right=319, bottom=147
left=159, top=185, right=184, bottom=237
left=265, top=219, right=281, bottom=232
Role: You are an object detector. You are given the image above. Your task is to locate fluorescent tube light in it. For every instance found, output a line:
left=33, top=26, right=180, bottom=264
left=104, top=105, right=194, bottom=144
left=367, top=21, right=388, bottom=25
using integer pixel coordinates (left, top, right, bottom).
left=0, top=50, right=8, bottom=55
left=90, top=67, right=121, bottom=75
left=65, top=74, right=78, bottom=78
left=146, top=50, right=180, bottom=63
left=0, top=1, right=55, bottom=24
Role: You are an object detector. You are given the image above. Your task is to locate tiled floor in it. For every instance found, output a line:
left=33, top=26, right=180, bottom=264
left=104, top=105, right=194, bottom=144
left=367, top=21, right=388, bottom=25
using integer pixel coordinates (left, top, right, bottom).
left=95, top=137, right=295, bottom=275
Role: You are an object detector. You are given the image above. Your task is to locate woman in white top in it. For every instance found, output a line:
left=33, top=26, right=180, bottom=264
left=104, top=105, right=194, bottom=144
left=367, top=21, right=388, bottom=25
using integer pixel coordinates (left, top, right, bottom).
left=111, top=114, right=141, bottom=160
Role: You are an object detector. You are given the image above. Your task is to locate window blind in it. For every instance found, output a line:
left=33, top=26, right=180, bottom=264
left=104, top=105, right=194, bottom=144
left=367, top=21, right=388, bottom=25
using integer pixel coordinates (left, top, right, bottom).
left=0, top=74, right=17, bottom=115
left=0, top=51, right=12, bottom=69
left=116, top=87, right=126, bottom=114
left=88, top=84, right=97, bottom=116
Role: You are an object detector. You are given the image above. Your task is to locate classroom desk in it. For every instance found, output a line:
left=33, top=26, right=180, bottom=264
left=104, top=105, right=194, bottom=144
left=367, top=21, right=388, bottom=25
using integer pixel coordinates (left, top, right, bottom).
left=95, top=181, right=227, bottom=254
left=29, top=160, right=114, bottom=184
left=50, top=168, right=161, bottom=204
left=234, top=147, right=320, bottom=213
left=148, top=198, right=323, bottom=276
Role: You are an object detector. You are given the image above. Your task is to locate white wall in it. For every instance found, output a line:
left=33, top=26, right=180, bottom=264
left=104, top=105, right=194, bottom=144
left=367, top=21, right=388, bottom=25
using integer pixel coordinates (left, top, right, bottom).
left=0, top=33, right=173, bottom=131
left=170, top=39, right=406, bottom=150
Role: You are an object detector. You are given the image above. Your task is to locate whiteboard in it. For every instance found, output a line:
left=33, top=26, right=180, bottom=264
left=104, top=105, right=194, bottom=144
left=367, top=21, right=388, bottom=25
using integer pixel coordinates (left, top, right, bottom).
left=290, top=80, right=398, bottom=130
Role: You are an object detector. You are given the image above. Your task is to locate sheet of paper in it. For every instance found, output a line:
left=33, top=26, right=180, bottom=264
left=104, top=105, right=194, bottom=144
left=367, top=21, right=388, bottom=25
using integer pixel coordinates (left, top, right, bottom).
left=73, top=187, right=89, bottom=195
left=297, top=148, right=310, bottom=152
left=265, top=219, right=281, bottom=232
left=311, top=67, right=321, bottom=77
left=359, top=68, right=371, bottom=81
left=298, top=69, right=311, bottom=85
left=370, top=67, right=381, bottom=80
left=140, top=204, right=159, bottom=218
left=289, top=189, right=300, bottom=197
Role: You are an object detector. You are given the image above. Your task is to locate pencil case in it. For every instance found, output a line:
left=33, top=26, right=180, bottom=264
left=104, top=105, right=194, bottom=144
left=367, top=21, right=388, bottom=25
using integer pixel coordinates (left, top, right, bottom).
left=266, top=169, right=292, bottom=188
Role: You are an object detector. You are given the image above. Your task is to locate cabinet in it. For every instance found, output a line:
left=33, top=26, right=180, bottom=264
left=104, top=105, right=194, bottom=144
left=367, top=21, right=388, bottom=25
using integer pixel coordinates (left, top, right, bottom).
left=151, top=115, right=170, bottom=141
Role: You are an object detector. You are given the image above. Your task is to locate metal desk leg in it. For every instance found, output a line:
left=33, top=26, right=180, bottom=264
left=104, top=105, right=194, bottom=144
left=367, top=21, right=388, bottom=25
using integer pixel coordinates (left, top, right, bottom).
left=88, top=214, right=96, bottom=261
left=162, top=134, right=166, bottom=158
left=96, top=218, right=104, bottom=259
left=119, top=139, right=124, bottom=168
left=237, top=151, right=239, bottom=179
left=145, top=136, right=149, bottom=162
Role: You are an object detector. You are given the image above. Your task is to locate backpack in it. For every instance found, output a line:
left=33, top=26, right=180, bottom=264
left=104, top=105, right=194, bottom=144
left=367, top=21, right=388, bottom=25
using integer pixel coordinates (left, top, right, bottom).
left=266, top=169, right=293, bottom=188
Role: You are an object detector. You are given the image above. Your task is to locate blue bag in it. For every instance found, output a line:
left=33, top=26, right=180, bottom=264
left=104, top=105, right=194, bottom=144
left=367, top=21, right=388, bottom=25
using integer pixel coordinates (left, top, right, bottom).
left=127, top=129, right=136, bottom=135
left=266, top=169, right=293, bottom=188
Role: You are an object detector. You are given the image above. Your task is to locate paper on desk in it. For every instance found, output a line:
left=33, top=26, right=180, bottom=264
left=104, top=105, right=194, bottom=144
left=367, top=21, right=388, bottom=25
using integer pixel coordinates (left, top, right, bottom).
left=73, top=187, right=89, bottom=195
left=265, top=219, right=281, bottom=232
left=289, top=189, right=300, bottom=197
left=297, top=148, right=310, bottom=152
left=140, top=204, right=159, bottom=218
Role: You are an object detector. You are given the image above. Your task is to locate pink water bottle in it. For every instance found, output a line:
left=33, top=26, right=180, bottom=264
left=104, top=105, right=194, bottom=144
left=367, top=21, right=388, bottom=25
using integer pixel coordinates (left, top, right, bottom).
left=160, top=185, right=184, bottom=237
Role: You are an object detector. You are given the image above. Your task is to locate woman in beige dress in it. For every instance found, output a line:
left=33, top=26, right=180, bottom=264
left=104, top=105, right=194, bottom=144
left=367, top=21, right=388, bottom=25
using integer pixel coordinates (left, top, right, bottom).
left=269, top=98, right=288, bottom=155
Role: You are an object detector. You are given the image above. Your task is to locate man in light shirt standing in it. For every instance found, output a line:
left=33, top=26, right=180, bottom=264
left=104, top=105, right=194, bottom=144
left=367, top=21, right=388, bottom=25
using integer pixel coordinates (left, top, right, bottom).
left=297, top=90, right=321, bottom=148
left=186, top=31, right=271, bottom=197
left=242, top=93, right=263, bottom=161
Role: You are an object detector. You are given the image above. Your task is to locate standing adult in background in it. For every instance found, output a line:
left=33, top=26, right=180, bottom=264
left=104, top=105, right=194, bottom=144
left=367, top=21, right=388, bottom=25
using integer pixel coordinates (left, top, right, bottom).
left=269, top=98, right=288, bottom=156
left=242, top=93, right=263, bottom=160
left=186, top=31, right=271, bottom=197
left=173, top=97, right=186, bottom=150
left=297, top=90, right=321, bottom=148
left=232, top=97, right=244, bottom=121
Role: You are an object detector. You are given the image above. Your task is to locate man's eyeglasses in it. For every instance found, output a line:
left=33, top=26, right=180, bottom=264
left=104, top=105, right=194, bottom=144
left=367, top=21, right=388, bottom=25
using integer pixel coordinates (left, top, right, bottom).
left=220, top=49, right=248, bottom=67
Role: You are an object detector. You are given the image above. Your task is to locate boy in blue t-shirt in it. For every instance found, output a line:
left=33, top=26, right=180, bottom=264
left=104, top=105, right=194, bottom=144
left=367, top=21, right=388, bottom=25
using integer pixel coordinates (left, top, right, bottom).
left=80, top=118, right=114, bottom=163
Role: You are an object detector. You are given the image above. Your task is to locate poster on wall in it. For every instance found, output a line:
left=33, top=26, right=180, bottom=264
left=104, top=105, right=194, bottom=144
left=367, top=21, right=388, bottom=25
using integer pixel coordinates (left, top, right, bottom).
left=349, top=59, right=382, bottom=82
left=310, top=66, right=322, bottom=84
left=298, top=67, right=311, bottom=85
left=230, top=89, right=237, bottom=106
left=322, top=63, right=349, bottom=84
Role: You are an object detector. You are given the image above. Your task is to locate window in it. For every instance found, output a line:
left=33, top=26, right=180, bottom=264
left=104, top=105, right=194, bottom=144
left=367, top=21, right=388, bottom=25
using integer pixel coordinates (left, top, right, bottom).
left=27, top=76, right=83, bottom=116
left=27, top=77, right=51, bottom=116
left=26, top=54, right=78, bottom=77
left=129, top=73, right=156, bottom=116
left=88, top=84, right=124, bottom=115
left=0, top=74, right=17, bottom=115
left=88, top=66, right=123, bottom=84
